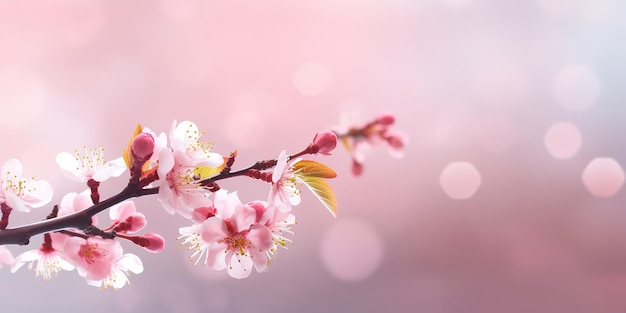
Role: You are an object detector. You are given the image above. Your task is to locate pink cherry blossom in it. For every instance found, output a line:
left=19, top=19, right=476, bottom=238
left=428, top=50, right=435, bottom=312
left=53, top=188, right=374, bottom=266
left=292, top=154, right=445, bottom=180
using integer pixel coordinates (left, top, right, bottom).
left=0, top=159, right=53, bottom=212
left=200, top=206, right=273, bottom=279
left=157, top=150, right=213, bottom=218
left=86, top=253, right=143, bottom=290
left=155, top=121, right=225, bottom=218
left=11, top=236, right=74, bottom=280
left=56, top=146, right=126, bottom=183
left=269, top=151, right=301, bottom=212
left=335, top=111, right=408, bottom=176
left=258, top=204, right=296, bottom=258
left=178, top=189, right=241, bottom=265
left=179, top=190, right=274, bottom=278
left=169, top=120, right=224, bottom=167
left=63, top=237, right=122, bottom=281
left=0, top=246, right=13, bottom=269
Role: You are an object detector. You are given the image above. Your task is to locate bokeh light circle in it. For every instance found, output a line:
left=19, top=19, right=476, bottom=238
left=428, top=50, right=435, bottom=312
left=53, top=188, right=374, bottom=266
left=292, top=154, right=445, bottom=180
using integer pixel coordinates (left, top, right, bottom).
left=544, top=121, right=583, bottom=160
left=582, top=158, right=625, bottom=197
left=321, top=218, right=384, bottom=282
left=439, top=162, right=482, bottom=199
left=292, top=63, right=331, bottom=96
left=553, top=64, right=601, bottom=111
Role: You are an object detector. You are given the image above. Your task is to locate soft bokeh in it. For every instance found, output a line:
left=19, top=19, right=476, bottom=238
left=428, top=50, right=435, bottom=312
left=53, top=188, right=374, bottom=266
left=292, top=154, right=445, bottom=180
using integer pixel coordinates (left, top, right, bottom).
left=1, top=0, right=626, bottom=312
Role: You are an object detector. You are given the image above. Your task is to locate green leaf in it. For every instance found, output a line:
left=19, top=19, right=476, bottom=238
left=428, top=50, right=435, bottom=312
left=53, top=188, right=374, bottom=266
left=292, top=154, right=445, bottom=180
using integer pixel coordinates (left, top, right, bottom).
left=292, top=160, right=337, bottom=178
left=300, top=176, right=338, bottom=217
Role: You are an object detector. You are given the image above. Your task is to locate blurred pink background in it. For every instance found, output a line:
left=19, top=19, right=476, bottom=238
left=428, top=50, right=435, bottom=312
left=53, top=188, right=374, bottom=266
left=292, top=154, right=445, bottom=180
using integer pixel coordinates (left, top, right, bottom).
left=2, top=0, right=626, bottom=312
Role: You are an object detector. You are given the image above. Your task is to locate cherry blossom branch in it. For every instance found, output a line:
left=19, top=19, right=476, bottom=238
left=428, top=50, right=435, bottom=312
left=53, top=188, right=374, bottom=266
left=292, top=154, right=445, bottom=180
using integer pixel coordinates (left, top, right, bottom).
left=331, top=112, right=408, bottom=176
left=0, top=115, right=405, bottom=288
left=0, top=184, right=138, bottom=245
left=0, top=130, right=337, bottom=246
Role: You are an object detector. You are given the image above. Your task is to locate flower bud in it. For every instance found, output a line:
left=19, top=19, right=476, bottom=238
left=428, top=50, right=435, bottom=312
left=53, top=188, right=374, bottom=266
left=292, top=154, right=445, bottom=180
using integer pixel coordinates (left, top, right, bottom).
left=351, top=159, right=363, bottom=176
left=131, top=133, right=155, bottom=161
left=140, top=233, right=165, bottom=253
left=376, top=113, right=395, bottom=126
left=311, top=130, right=337, bottom=155
left=113, top=213, right=147, bottom=234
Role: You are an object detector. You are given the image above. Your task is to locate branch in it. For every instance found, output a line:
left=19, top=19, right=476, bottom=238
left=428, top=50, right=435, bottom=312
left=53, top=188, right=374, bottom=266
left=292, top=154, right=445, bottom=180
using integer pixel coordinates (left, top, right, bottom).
left=0, top=184, right=158, bottom=246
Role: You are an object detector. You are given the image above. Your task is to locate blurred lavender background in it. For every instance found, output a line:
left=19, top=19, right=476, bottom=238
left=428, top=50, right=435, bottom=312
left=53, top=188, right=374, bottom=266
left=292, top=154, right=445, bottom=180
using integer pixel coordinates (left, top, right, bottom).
left=1, top=0, right=626, bottom=312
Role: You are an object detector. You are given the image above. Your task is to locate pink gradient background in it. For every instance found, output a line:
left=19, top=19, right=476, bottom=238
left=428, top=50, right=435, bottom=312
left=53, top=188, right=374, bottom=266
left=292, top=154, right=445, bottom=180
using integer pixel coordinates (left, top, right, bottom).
left=1, top=0, right=626, bottom=312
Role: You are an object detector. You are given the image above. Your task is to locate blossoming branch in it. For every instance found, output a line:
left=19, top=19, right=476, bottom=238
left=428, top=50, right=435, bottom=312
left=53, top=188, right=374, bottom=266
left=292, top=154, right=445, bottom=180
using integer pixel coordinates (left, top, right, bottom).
left=0, top=113, right=406, bottom=289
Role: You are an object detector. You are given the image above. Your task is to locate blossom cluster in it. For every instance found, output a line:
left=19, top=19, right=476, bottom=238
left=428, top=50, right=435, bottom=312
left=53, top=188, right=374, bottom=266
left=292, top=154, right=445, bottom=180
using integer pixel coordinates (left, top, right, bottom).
left=335, top=112, right=409, bottom=176
left=0, top=112, right=406, bottom=289
left=0, top=119, right=344, bottom=288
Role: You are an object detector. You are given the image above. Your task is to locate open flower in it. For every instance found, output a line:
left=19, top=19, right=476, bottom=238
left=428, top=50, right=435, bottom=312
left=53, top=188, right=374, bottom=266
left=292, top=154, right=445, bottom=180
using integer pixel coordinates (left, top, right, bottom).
left=269, top=151, right=302, bottom=212
left=179, top=189, right=274, bottom=279
left=169, top=120, right=223, bottom=167
left=200, top=203, right=273, bottom=279
left=269, top=151, right=338, bottom=216
left=157, top=150, right=213, bottom=218
left=63, top=237, right=122, bottom=281
left=156, top=121, right=224, bottom=218
left=258, top=204, right=296, bottom=258
left=11, top=234, right=74, bottom=280
left=86, top=253, right=143, bottom=290
left=0, top=159, right=53, bottom=212
left=178, top=189, right=240, bottom=266
left=56, top=146, right=126, bottom=183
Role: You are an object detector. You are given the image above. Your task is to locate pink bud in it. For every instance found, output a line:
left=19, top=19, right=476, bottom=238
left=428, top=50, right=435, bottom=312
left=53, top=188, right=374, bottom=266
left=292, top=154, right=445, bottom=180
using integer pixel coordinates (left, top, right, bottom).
left=351, top=159, right=363, bottom=176
left=113, top=213, right=147, bottom=234
left=140, top=233, right=165, bottom=253
left=376, top=113, right=395, bottom=126
left=131, top=133, right=155, bottom=161
left=311, top=130, right=338, bottom=155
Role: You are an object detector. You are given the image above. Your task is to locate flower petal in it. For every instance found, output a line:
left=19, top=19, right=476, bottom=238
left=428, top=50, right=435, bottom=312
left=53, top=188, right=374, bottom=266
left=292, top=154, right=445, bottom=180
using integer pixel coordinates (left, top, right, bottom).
left=6, top=191, right=27, bottom=212
left=200, top=217, right=229, bottom=243
left=1, top=159, right=23, bottom=182
left=206, top=242, right=228, bottom=270
left=55, top=153, right=85, bottom=182
left=20, top=179, right=53, bottom=208
left=10, top=249, right=38, bottom=273
left=226, top=253, right=253, bottom=279
left=92, top=157, right=127, bottom=181
left=117, top=253, right=144, bottom=274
